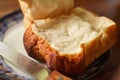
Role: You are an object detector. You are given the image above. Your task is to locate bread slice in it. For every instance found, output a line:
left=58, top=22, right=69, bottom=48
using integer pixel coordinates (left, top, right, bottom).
left=23, top=7, right=117, bottom=76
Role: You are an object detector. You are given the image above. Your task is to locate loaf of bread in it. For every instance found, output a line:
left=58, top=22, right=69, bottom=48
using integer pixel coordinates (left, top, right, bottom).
left=19, top=0, right=117, bottom=76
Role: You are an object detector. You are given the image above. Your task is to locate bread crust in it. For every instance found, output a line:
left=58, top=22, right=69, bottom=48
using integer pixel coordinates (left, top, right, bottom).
left=24, top=24, right=117, bottom=76
left=23, top=7, right=118, bottom=76
left=24, top=27, right=85, bottom=76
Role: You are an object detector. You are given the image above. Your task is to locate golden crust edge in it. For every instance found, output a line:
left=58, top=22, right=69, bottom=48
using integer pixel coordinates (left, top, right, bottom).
left=24, top=26, right=86, bottom=76
left=23, top=7, right=118, bottom=76
left=23, top=23, right=117, bottom=76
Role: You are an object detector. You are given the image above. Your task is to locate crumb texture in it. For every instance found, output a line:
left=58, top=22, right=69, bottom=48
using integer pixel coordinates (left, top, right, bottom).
left=33, top=8, right=115, bottom=54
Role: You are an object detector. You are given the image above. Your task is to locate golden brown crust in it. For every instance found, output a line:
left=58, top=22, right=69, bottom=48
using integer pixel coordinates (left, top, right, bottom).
left=23, top=7, right=118, bottom=77
left=24, top=27, right=45, bottom=62
left=45, top=49, right=85, bottom=76
left=24, top=27, right=86, bottom=76
left=24, top=23, right=117, bottom=76
left=24, top=24, right=117, bottom=76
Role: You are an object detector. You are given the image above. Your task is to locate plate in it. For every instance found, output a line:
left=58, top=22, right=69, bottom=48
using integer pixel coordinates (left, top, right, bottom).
left=0, top=10, right=35, bottom=80
left=0, top=10, right=110, bottom=80
left=0, top=10, right=27, bottom=56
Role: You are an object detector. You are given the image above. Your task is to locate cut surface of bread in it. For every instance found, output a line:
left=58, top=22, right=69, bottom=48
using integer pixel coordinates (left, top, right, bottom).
left=23, top=7, right=117, bottom=76
left=32, top=7, right=115, bottom=55
left=33, top=14, right=97, bottom=54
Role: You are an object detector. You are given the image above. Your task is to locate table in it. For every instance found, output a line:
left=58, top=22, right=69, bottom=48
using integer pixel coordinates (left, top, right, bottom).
left=0, top=0, right=120, bottom=80
left=0, top=0, right=19, bottom=18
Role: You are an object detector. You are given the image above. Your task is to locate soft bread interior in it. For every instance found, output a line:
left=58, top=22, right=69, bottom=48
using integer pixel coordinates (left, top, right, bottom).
left=32, top=7, right=115, bottom=54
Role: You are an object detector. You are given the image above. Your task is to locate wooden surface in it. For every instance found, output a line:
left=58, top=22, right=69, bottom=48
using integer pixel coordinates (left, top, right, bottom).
left=0, top=0, right=19, bottom=18
left=0, top=0, right=120, bottom=80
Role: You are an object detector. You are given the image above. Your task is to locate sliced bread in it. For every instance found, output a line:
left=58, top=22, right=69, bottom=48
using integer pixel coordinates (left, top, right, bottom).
left=23, top=7, right=117, bottom=76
